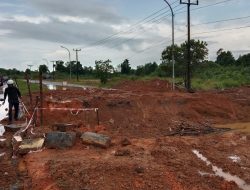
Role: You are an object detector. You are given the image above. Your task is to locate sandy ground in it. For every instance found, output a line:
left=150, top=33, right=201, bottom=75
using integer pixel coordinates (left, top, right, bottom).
left=1, top=79, right=250, bottom=190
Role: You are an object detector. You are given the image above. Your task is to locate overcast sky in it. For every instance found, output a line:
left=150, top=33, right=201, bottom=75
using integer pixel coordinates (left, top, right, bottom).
left=0, top=0, right=249, bottom=71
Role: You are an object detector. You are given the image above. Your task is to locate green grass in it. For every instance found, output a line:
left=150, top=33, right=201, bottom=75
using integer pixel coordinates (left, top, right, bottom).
left=12, top=65, right=249, bottom=92
left=16, top=79, right=45, bottom=95
left=192, top=65, right=250, bottom=90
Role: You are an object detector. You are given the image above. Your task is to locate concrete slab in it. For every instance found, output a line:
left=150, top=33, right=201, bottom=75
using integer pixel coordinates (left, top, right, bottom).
left=19, top=138, right=44, bottom=154
left=81, top=132, right=111, bottom=148
left=45, top=132, right=76, bottom=149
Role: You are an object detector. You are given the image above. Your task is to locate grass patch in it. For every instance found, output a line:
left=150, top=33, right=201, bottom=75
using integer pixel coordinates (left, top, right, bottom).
left=16, top=79, right=45, bottom=95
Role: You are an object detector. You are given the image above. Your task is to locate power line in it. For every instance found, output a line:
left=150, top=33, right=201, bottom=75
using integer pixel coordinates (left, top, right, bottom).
left=118, top=21, right=250, bottom=63
left=82, top=1, right=180, bottom=49
left=75, top=0, right=237, bottom=52
left=175, top=0, right=237, bottom=14
left=193, top=24, right=250, bottom=35
left=100, top=5, right=185, bottom=50
left=192, top=15, right=250, bottom=26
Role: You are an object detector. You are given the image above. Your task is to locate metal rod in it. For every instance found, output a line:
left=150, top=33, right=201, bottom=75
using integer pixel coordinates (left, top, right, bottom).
left=39, top=72, right=43, bottom=127
left=25, top=72, right=33, bottom=107
left=96, top=109, right=100, bottom=125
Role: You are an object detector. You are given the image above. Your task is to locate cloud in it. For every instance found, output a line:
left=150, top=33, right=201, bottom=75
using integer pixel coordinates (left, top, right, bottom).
left=24, top=0, right=124, bottom=24
left=0, top=15, right=50, bottom=24
left=55, top=16, right=94, bottom=24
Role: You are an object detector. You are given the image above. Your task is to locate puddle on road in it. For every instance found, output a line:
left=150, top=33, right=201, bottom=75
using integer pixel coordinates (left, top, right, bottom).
left=193, top=150, right=250, bottom=190
left=215, top=122, right=250, bottom=133
left=47, top=84, right=57, bottom=90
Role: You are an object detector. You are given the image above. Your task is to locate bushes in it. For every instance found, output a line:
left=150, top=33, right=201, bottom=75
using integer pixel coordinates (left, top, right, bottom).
left=192, top=65, right=250, bottom=90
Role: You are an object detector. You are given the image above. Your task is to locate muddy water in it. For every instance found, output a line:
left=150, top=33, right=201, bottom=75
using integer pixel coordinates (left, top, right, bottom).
left=215, top=123, right=250, bottom=133
left=47, top=84, right=57, bottom=90
left=193, top=150, right=250, bottom=190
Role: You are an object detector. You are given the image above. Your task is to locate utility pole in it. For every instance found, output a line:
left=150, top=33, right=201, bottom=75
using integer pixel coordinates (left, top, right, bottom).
left=163, top=0, right=175, bottom=91
left=27, top=64, right=33, bottom=71
left=73, top=49, right=81, bottom=82
left=50, top=61, right=57, bottom=80
left=180, top=0, right=198, bottom=92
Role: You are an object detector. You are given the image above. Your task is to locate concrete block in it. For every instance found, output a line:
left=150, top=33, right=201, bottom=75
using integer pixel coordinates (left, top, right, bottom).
left=19, top=138, right=44, bottom=154
left=81, top=132, right=111, bottom=148
left=45, top=132, right=76, bottom=149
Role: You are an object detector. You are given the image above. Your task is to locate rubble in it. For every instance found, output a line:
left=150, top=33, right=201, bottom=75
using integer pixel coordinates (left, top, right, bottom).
left=80, top=132, right=111, bottom=148
left=45, top=132, right=76, bottom=149
left=19, top=138, right=44, bottom=154
left=114, top=148, right=130, bottom=156
left=52, top=123, right=78, bottom=132
left=120, top=137, right=131, bottom=146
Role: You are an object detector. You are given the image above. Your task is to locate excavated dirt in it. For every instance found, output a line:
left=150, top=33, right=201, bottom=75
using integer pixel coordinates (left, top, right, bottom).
left=1, top=80, right=250, bottom=190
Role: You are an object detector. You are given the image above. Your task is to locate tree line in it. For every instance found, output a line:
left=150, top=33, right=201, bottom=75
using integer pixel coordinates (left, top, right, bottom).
left=1, top=39, right=250, bottom=84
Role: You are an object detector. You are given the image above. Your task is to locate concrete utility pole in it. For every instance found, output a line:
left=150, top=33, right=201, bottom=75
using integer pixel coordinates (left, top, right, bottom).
left=61, top=45, right=72, bottom=80
left=50, top=61, right=57, bottom=80
left=163, top=0, right=175, bottom=91
left=27, top=64, right=33, bottom=71
left=73, top=49, right=81, bottom=82
left=180, top=0, right=198, bottom=92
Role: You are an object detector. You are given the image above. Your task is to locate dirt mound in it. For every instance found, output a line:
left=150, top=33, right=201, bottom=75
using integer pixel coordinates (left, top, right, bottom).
left=1, top=84, right=250, bottom=189
left=114, top=79, right=175, bottom=92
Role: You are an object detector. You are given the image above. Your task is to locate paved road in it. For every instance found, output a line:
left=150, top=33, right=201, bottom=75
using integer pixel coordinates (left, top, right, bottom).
left=29, top=80, right=92, bottom=89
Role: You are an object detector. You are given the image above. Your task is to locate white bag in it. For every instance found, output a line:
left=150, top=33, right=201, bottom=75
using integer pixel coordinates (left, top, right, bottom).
left=18, top=102, right=24, bottom=119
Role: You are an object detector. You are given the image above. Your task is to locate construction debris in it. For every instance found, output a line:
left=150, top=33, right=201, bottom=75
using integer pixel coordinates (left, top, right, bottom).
left=5, top=124, right=25, bottom=132
left=52, top=123, right=78, bottom=132
left=45, top=132, right=76, bottom=149
left=114, top=148, right=130, bottom=156
left=120, top=137, right=131, bottom=146
left=168, top=121, right=231, bottom=136
left=80, top=132, right=111, bottom=148
left=19, top=138, right=44, bottom=154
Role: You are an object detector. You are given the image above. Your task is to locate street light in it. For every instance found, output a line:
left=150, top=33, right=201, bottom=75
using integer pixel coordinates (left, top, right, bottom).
left=163, top=0, right=175, bottom=91
left=61, top=45, right=72, bottom=80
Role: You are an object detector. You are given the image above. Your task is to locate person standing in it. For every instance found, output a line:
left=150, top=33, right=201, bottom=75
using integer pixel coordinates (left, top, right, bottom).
left=3, top=79, right=21, bottom=124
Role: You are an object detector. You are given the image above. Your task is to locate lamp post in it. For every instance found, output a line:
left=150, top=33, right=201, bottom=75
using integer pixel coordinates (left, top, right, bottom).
left=61, top=45, right=71, bottom=80
left=163, top=0, right=175, bottom=91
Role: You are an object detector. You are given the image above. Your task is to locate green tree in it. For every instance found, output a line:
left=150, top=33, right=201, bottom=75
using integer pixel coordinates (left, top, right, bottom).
left=161, top=40, right=208, bottom=78
left=144, top=62, right=158, bottom=75
left=39, top=64, right=49, bottom=73
left=216, top=50, right=235, bottom=66
left=25, top=68, right=31, bottom=75
left=237, top=53, right=250, bottom=67
left=181, top=40, right=208, bottom=66
left=121, top=59, right=131, bottom=74
left=135, top=65, right=145, bottom=76
left=95, top=59, right=114, bottom=84
left=55, top=60, right=67, bottom=72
